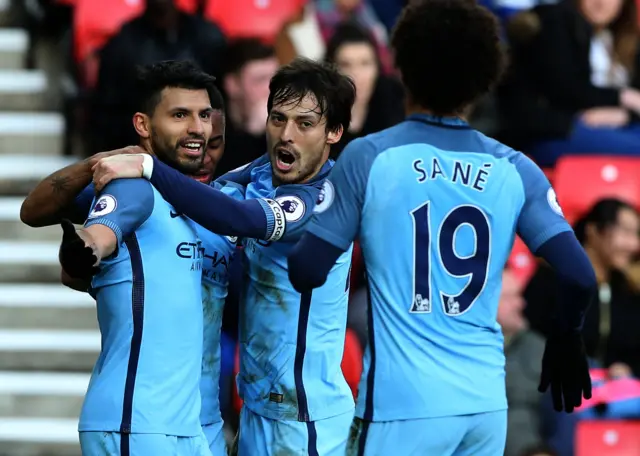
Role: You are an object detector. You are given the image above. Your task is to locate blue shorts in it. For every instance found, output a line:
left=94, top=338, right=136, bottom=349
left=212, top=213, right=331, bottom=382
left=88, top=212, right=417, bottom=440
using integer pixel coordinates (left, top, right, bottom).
left=347, top=410, right=507, bottom=456
left=237, top=406, right=353, bottom=456
left=202, top=421, right=227, bottom=456
left=79, top=431, right=212, bottom=456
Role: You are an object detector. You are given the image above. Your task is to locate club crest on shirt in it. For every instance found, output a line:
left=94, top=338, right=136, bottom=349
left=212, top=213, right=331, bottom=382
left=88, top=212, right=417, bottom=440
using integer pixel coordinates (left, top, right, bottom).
left=313, top=180, right=335, bottom=214
left=225, top=235, right=238, bottom=244
left=547, top=188, right=563, bottom=216
left=275, top=195, right=305, bottom=222
left=87, top=195, right=117, bottom=219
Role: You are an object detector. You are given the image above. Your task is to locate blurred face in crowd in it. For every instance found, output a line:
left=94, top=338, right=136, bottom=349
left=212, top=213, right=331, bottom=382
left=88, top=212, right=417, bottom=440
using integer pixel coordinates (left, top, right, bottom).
left=135, top=87, right=213, bottom=175
left=579, top=0, right=624, bottom=28
left=191, top=110, right=225, bottom=184
left=496, top=269, right=527, bottom=336
left=226, top=57, right=279, bottom=125
left=587, top=207, right=640, bottom=270
left=335, top=42, right=378, bottom=106
left=266, top=93, right=342, bottom=185
left=335, top=0, right=362, bottom=13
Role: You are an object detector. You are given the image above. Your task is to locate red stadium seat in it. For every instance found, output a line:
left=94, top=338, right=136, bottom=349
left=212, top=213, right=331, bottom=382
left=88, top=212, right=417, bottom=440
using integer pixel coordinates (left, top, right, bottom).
left=507, top=236, right=536, bottom=285
left=553, top=156, right=640, bottom=224
left=203, top=0, right=304, bottom=43
left=73, top=0, right=143, bottom=64
left=73, top=0, right=198, bottom=87
left=575, top=421, right=640, bottom=456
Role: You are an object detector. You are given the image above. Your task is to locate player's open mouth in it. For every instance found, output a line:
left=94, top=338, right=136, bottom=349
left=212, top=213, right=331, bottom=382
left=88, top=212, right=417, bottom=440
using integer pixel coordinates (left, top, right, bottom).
left=275, top=148, right=296, bottom=172
left=192, top=173, right=211, bottom=184
left=179, top=140, right=205, bottom=158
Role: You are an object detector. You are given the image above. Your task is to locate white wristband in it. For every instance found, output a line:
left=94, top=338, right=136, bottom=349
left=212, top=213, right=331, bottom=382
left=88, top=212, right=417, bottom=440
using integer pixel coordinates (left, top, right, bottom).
left=136, top=154, right=154, bottom=180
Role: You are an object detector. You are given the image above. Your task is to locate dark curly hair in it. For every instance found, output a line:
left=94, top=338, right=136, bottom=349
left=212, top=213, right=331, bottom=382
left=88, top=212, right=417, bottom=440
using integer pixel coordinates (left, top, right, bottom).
left=267, top=57, right=356, bottom=133
left=391, top=0, right=505, bottom=115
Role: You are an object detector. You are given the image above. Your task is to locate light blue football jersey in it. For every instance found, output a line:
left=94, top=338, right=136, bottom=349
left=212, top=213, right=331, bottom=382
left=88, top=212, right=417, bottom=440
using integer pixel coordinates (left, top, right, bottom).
left=198, top=183, right=243, bottom=426
left=78, top=178, right=205, bottom=436
left=227, top=159, right=355, bottom=422
left=307, top=113, right=573, bottom=421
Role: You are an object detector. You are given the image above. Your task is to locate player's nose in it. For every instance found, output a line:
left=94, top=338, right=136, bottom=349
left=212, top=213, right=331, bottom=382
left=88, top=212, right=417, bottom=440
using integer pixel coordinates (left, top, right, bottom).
left=187, top=116, right=206, bottom=136
left=280, top=120, right=296, bottom=143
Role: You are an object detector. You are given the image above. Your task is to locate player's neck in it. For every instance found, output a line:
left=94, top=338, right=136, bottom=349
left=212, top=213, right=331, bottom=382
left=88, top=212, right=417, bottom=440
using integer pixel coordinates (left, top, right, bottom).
left=139, top=141, right=156, bottom=158
left=405, top=102, right=468, bottom=122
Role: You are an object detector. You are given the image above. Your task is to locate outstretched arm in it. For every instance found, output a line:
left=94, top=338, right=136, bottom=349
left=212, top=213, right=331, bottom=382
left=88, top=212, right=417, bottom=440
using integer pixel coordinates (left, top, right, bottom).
left=92, top=154, right=286, bottom=241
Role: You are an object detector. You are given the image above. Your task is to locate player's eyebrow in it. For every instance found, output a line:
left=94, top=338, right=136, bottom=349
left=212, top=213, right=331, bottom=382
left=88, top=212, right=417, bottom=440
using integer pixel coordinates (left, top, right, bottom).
left=169, top=106, right=214, bottom=114
left=271, top=109, right=320, bottom=121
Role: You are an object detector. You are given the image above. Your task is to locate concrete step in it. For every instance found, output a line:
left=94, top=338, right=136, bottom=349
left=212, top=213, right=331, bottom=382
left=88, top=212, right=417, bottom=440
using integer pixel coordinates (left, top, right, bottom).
left=0, top=241, right=60, bottom=282
left=0, top=417, right=80, bottom=456
left=0, top=155, right=74, bottom=196
left=0, top=112, right=65, bottom=156
left=0, top=198, right=65, bottom=241
left=0, top=371, right=87, bottom=419
left=0, top=330, right=98, bottom=371
left=0, top=284, right=96, bottom=330
left=0, top=70, right=49, bottom=111
left=0, top=29, right=28, bottom=69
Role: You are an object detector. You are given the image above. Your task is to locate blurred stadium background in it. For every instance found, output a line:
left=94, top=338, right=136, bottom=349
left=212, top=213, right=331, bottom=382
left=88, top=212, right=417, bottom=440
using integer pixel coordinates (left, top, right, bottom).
left=1, top=0, right=640, bottom=455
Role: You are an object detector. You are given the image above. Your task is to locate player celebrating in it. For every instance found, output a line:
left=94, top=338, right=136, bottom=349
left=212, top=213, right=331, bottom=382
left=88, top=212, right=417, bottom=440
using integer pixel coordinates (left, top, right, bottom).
left=287, top=1, right=595, bottom=455
left=21, top=61, right=234, bottom=455
left=91, top=58, right=358, bottom=456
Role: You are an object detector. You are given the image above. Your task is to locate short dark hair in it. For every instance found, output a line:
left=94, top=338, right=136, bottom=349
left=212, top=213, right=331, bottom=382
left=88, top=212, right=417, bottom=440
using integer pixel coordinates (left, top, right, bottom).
left=209, top=84, right=225, bottom=112
left=224, top=38, right=276, bottom=75
left=267, top=57, right=356, bottom=133
left=574, top=198, right=637, bottom=244
left=391, top=0, right=504, bottom=115
left=325, top=21, right=379, bottom=67
left=134, top=60, right=218, bottom=115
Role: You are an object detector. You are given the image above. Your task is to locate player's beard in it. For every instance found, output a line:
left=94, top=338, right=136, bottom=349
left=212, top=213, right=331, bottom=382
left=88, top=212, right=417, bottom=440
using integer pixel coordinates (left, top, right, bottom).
left=150, top=128, right=204, bottom=175
left=270, top=145, right=327, bottom=186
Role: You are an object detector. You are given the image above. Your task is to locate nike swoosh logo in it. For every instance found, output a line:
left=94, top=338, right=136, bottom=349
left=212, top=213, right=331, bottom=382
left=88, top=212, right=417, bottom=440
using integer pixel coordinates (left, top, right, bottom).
left=170, top=211, right=182, bottom=218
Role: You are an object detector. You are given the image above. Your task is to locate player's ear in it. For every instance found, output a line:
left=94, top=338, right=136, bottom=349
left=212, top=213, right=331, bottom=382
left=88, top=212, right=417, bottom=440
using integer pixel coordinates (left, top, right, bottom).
left=133, top=112, right=151, bottom=139
left=326, top=125, right=344, bottom=145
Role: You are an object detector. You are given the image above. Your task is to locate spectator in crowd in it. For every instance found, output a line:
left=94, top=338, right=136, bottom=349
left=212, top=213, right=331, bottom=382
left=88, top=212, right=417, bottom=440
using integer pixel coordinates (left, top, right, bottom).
left=324, top=22, right=404, bottom=157
left=497, top=0, right=640, bottom=166
left=524, top=198, right=640, bottom=376
left=314, top=0, right=393, bottom=73
left=500, top=268, right=546, bottom=456
left=88, top=0, right=226, bottom=154
left=213, top=39, right=279, bottom=177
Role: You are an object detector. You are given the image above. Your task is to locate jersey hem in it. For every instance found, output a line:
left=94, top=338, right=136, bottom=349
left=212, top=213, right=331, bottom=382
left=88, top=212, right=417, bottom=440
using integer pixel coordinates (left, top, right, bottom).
left=354, top=403, right=508, bottom=422
left=78, top=422, right=201, bottom=437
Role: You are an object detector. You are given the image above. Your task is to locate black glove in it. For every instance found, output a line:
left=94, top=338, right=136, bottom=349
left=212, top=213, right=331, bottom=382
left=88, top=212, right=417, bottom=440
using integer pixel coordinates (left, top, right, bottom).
left=59, top=219, right=99, bottom=280
left=538, top=330, right=592, bottom=413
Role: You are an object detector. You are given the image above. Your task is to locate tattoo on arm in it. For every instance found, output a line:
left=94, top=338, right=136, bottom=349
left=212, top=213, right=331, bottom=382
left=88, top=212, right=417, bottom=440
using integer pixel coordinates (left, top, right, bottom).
left=49, top=172, right=91, bottom=204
